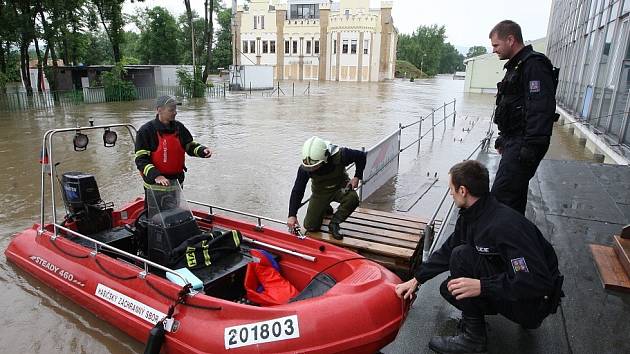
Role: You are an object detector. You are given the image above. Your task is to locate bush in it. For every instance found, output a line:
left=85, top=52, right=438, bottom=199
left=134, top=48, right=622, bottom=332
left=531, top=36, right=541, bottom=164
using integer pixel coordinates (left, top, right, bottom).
left=176, top=66, right=205, bottom=98
left=101, top=61, right=138, bottom=102
left=395, top=60, right=423, bottom=79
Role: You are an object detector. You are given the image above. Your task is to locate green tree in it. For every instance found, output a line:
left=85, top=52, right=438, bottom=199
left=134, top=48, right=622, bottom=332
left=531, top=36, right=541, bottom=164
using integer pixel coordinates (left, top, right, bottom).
left=466, top=46, right=488, bottom=58
left=93, top=0, right=125, bottom=62
left=136, top=7, right=180, bottom=64
left=101, top=60, right=137, bottom=100
left=396, top=25, right=446, bottom=76
left=439, top=42, right=465, bottom=74
left=210, top=6, right=232, bottom=70
left=176, top=66, right=205, bottom=98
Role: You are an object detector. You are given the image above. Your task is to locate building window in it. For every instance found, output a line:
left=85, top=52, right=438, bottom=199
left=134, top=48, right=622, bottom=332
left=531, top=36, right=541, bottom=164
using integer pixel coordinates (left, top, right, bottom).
left=262, top=40, right=268, bottom=54
left=292, top=40, right=298, bottom=54
left=342, top=39, right=348, bottom=54
left=254, top=16, right=257, bottom=29
left=270, top=40, right=276, bottom=54
left=242, top=40, right=248, bottom=54
left=261, top=15, right=265, bottom=29
left=314, top=40, right=320, bottom=54
left=250, top=40, right=256, bottom=54
left=306, top=40, right=312, bottom=54
left=290, top=4, right=320, bottom=19
left=364, top=40, right=369, bottom=54
left=333, top=39, right=337, bottom=54
left=351, top=40, right=357, bottom=54
left=285, top=40, right=290, bottom=54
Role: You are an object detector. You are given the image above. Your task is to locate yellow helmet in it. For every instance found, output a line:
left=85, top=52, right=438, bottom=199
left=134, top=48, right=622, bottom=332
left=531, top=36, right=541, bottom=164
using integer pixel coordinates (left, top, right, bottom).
left=301, top=136, right=338, bottom=172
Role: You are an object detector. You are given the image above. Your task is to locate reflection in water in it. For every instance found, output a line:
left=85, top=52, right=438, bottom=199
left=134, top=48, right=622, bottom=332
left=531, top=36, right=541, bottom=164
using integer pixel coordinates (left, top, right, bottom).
left=0, top=77, right=591, bottom=352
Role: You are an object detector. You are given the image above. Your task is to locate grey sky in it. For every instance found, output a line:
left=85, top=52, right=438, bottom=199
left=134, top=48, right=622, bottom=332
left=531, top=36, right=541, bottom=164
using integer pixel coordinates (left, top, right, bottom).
left=123, top=0, right=553, bottom=50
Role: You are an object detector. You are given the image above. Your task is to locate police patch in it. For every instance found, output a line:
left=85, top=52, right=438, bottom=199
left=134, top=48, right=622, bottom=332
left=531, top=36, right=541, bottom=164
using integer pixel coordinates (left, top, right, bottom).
left=529, top=80, right=541, bottom=93
left=511, top=257, right=529, bottom=273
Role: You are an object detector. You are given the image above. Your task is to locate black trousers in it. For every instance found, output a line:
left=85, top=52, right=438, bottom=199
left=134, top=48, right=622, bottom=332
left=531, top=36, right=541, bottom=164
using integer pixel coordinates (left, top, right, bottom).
left=491, top=137, right=548, bottom=214
left=440, top=245, right=547, bottom=328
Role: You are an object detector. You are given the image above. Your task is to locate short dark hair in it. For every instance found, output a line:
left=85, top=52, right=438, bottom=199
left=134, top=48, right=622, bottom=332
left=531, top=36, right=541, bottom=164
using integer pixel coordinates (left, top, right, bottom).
left=449, top=160, right=489, bottom=197
left=489, top=20, right=523, bottom=44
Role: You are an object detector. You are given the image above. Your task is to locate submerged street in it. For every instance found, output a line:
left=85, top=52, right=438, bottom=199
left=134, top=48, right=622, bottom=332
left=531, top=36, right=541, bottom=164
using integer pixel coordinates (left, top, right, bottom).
left=0, top=77, right=593, bottom=353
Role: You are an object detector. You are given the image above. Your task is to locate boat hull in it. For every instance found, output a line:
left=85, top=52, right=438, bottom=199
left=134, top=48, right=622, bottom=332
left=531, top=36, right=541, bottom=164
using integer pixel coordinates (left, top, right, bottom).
left=5, top=210, right=407, bottom=353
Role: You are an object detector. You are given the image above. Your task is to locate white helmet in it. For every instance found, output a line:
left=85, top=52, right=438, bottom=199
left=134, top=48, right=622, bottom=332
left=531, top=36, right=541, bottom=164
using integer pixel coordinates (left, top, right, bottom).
left=301, top=136, right=338, bottom=172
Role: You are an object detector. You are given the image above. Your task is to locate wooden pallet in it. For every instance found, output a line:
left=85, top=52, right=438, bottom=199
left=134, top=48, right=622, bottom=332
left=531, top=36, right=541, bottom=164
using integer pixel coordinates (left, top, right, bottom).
left=590, top=243, right=630, bottom=293
left=307, top=207, right=439, bottom=275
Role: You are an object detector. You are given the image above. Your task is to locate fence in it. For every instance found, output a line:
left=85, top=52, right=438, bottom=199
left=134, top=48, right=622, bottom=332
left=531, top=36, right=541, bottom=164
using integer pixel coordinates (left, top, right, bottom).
left=0, top=84, right=227, bottom=112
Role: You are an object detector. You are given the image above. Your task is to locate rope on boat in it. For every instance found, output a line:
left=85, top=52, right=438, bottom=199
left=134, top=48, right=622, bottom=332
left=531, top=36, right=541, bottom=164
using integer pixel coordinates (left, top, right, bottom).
left=94, top=256, right=137, bottom=280
left=144, top=277, right=222, bottom=311
left=49, top=237, right=89, bottom=259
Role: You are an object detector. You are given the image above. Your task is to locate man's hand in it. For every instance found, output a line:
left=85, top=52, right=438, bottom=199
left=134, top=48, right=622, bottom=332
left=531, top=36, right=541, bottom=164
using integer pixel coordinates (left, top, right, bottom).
left=202, top=147, right=213, bottom=158
left=447, top=277, right=481, bottom=300
left=287, top=216, right=299, bottom=231
left=395, top=278, right=419, bottom=300
left=155, top=175, right=169, bottom=186
left=349, top=177, right=360, bottom=190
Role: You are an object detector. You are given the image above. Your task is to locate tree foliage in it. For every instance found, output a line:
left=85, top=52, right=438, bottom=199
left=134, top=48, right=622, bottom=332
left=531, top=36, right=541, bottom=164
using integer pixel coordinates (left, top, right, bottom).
left=466, top=46, right=488, bottom=58
left=136, top=7, right=179, bottom=64
left=439, top=43, right=465, bottom=74
left=0, top=0, right=228, bottom=93
left=397, top=25, right=450, bottom=76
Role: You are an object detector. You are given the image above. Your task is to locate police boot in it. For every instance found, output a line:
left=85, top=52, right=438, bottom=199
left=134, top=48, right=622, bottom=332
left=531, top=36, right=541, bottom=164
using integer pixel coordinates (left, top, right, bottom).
left=325, top=205, right=334, bottom=216
left=428, top=314, right=487, bottom=354
left=328, top=217, right=344, bottom=240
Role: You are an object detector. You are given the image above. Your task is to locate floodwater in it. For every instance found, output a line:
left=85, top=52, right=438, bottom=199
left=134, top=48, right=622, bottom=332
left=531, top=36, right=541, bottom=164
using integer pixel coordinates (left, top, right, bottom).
left=0, top=76, right=592, bottom=353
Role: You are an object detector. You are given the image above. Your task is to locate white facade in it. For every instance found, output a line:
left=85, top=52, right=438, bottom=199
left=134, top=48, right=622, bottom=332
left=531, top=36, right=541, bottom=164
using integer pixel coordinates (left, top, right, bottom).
left=234, top=0, right=397, bottom=82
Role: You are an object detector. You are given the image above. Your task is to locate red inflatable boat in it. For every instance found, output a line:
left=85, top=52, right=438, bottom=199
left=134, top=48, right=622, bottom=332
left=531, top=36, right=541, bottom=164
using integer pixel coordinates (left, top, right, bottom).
left=4, top=124, right=408, bottom=353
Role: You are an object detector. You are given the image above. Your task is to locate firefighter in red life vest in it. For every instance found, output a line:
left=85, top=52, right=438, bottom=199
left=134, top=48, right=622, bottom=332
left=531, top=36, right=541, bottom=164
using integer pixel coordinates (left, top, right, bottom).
left=134, top=95, right=212, bottom=190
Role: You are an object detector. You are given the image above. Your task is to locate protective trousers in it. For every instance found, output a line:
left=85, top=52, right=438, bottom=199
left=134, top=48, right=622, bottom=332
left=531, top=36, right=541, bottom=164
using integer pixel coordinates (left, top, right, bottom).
left=303, top=189, right=359, bottom=230
left=491, top=136, right=548, bottom=214
left=440, top=244, right=547, bottom=329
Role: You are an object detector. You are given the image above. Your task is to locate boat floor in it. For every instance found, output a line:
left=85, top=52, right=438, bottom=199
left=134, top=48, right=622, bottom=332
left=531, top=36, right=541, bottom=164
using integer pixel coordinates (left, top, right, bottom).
left=384, top=153, right=630, bottom=353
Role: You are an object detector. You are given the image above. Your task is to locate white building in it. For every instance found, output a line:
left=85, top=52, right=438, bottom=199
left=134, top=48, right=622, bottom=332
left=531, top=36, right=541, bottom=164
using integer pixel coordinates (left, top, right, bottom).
left=234, top=0, right=398, bottom=82
left=463, top=38, right=547, bottom=94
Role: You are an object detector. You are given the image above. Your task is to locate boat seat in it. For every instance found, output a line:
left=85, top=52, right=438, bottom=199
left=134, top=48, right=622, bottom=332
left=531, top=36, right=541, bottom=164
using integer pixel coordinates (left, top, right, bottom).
left=289, top=273, right=337, bottom=302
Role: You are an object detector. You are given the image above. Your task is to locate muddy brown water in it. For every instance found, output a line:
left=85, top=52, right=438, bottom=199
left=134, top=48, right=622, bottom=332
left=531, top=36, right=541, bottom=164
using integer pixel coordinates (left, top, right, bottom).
left=0, top=77, right=591, bottom=353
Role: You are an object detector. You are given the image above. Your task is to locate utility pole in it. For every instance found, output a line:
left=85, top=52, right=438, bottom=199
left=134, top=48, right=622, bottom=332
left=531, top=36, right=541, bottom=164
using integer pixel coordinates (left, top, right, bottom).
left=232, top=0, right=237, bottom=67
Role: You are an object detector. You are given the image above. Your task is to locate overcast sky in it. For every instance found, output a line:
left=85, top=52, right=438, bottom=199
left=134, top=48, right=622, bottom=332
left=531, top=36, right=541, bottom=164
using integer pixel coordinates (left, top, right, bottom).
left=123, top=0, right=553, bottom=51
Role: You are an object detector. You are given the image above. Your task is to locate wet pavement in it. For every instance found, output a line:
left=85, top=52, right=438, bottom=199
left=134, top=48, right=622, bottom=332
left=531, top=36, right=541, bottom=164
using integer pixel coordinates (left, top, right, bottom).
left=0, top=76, right=597, bottom=353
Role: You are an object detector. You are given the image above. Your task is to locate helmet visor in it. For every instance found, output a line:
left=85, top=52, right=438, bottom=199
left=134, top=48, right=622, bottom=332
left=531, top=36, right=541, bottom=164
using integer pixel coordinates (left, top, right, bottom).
left=301, top=157, right=325, bottom=172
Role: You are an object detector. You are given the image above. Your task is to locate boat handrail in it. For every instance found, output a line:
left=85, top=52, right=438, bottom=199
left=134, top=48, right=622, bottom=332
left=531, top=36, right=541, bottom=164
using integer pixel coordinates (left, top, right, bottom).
left=52, top=223, right=191, bottom=288
left=188, top=200, right=317, bottom=262
left=41, top=123, right=138, bottom=233
left=188, top=200, right=287, bottom=229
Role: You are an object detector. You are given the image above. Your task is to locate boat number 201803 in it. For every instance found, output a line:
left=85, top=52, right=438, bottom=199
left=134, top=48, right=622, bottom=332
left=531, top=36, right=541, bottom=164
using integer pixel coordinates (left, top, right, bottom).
left=224, top=315, right=300, bottom=349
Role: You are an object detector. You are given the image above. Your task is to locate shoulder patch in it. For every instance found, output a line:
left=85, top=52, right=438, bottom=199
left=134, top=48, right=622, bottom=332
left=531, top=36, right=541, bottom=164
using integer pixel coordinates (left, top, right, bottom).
left=529, top=80, right=541, bottom=93
left=511, top=257, right=530, bottom=273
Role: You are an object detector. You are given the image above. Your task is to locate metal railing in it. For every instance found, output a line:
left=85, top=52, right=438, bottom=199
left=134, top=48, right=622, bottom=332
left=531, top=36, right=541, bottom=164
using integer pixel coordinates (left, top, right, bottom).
left=400, top=99, right=457, bottom=154
left=188, top=200, right=317, bottom=262
left=52, top=224, right=190, bottom=286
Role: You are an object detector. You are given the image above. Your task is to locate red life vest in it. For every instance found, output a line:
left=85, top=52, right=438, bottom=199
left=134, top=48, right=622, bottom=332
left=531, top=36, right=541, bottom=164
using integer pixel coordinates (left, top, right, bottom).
left=151, top=131, right=185, bottom=175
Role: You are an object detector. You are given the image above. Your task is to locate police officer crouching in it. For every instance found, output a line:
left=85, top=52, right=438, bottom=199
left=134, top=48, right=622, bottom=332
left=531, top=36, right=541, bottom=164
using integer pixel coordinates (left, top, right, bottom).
left=396, top=160, right=563, bottom=354
left=287, top=136, right=366, bottom=240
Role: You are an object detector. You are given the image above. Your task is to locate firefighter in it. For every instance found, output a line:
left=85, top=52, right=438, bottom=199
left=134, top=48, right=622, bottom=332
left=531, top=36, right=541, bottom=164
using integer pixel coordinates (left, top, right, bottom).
left=134, top=95, right=212, bottom=190
left=287, top=136, right=366, bottom=240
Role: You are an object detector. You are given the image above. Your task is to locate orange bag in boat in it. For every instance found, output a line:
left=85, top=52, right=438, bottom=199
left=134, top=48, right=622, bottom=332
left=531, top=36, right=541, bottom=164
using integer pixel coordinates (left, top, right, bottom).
left=244, top=249, right=298, bottom=306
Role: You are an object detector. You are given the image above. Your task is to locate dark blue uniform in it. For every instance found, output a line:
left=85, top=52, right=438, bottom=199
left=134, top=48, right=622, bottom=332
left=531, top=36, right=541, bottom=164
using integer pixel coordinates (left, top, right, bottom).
left=492, top=45, right=558, bottom=214
left=414, top=194, right=563, bottom=328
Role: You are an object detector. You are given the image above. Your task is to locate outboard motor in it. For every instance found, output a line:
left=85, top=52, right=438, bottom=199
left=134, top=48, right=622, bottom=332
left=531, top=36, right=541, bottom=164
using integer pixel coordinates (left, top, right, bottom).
left=61, top=171, right=112, bottom=235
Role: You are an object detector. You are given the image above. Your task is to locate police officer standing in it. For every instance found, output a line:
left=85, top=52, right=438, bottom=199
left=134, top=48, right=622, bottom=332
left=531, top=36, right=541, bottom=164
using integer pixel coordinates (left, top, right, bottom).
left=396, top=160, right=563, bottom=354
left=287, top=136, right=366, bottom=240
left=490, top=20, right=559, bottom=214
